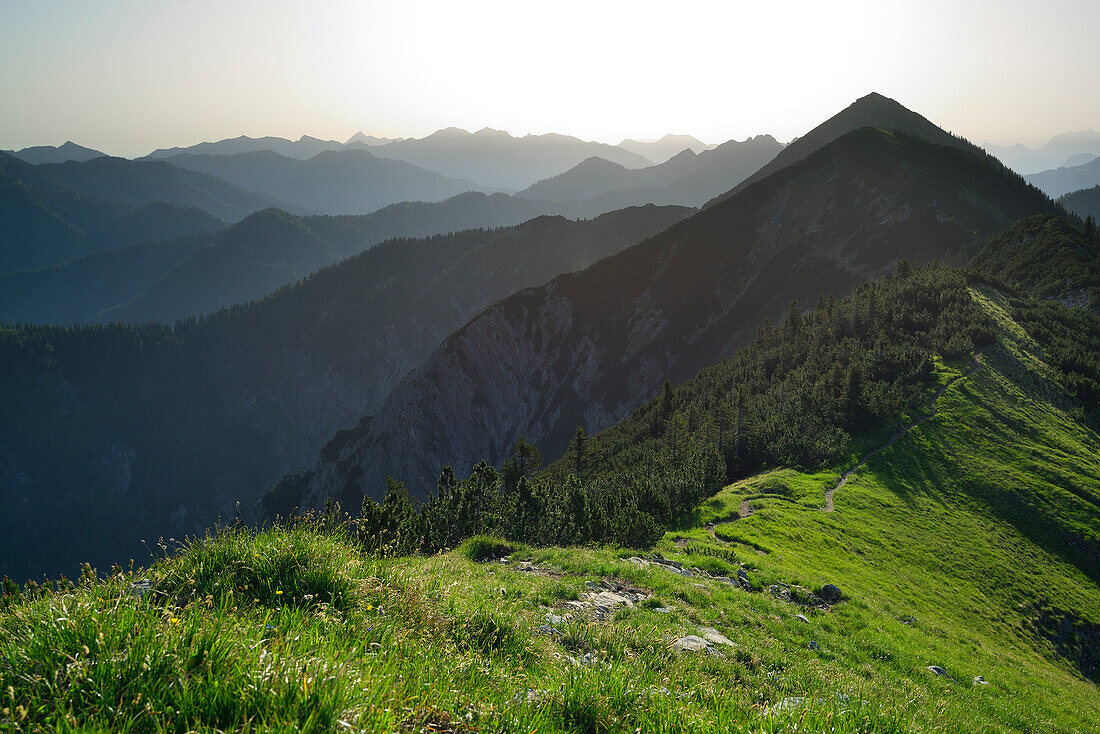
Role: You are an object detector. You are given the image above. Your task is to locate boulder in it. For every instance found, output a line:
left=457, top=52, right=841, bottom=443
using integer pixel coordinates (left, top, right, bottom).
left=672, top=635, right=711, bottom=652
left=820, top=584, right=843, bottom=604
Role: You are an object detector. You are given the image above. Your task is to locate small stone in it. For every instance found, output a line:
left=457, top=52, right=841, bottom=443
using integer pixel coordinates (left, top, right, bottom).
left=127, top=579, right=154, bottom=598
left=584, top=580, right=600, bottom=591
left=534, top=625, right=562, bottom=636
left=699, top=627, right=734, bottom=646
left=927, top=665, right=948, bottom=677
left=672, top=635, right=711, bottom=652
left=973, top=676, right=989, bottom=685
left=796, top=614, right=810, bottom=623
left=809, top=640, right=821, bottom=651
left=546, top=613, right=564, bottom=626
left=654, top=606, right=675, bottom=613
left=820, top=584, right=842, bottom=604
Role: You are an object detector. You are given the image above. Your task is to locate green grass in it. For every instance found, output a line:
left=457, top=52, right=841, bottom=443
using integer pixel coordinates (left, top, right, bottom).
left=2, top=286, right=1098, bottom=732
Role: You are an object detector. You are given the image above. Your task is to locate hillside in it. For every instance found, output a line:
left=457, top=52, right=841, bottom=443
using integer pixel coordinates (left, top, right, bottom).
left=516, top=136, right=784, bottom=208
left=157, top=149, right=494, bottom=215
left=970, top=214, right=1098, bottom=309
left=1025, top=156, right=1100, bottom=198
left=3, top=274, right=1096, bottom=733
left=985, top=129, right=1100, bottom=174
left=705, top=92, right=985, bottom=208
left=0, top=154, right=226, bottom=275
left=0, top=206, right=688, bottom=582
left=277, top=124, right=1061, bottom=511
left=1060, top=185, right=1100, bottom=220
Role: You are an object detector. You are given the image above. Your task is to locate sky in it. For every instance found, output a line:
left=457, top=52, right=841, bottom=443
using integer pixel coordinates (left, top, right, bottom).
left=2, top=0, right=1098, bottom=157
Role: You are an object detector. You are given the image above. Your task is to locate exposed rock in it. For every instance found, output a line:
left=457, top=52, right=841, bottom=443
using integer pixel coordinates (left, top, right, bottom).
left=127, top=579, right=154, bottom=598
left=699, top=627, right=734, bottom=646
left=927, top=665, right=948, bottom=677
left=672, top=635, right=711, bottom=652
left=809, top=640, right=822, bottom=651
left=796, top=614, right=810, bottom=623
left=973, top=676, right=989, bottom=685
left=820, top=584, right=843, bottom=604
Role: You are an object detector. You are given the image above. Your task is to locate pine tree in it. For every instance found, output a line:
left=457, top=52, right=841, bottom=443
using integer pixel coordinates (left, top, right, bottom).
left=570, top=426, right=588, bottom=480
left=1085, top=215, right=1097, bottom=244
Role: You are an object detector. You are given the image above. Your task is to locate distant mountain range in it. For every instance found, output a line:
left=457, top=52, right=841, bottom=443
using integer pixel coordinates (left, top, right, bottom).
left=0, top=152, right=226, bottom=276
left=5, top=141, right=106, bottom=165
left=145, top=133, right=399, bottom=160
left=152, top=148, right=496, bottom=215
left=984, top=130, right=1100, bottom=175
left=1024, top=156, right=1100, bottom=198
left=515, top=135, right=784, bottom=210
left=616, top=134, right=717, bottom=163
left=274, top=96, right=1061, bottom=511
left=0, top=205, right=687, bottom=581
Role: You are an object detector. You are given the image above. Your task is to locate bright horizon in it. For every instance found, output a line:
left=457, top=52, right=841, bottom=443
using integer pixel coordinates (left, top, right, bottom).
left=3, top=0, right=1099, bottom=158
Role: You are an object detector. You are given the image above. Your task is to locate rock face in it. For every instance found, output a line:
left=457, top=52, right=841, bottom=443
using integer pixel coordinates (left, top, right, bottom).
left=277, top=121, right=1057, bottom=512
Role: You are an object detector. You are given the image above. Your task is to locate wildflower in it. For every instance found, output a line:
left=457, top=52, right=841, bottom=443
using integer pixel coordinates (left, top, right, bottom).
left=169, top=617, right=180, bottom=625
left=275, top=590, right=284, bottom=595
left=365, top=603, right=374, bottom=611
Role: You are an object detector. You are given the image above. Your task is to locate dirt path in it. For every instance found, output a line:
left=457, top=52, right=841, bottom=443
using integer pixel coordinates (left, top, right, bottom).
left=823, top=353, right=982, bottom=512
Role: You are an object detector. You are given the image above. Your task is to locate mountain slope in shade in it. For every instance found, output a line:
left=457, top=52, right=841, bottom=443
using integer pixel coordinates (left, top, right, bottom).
left=156, top=149, right=494, bottom=215
left=6, top=141, right=105, bottom=164
left=705, top=92, right=982, bottom=209
left=371, top=127, right=654, bottom=189
left=516, top=136, right=783, bottom=207
left=21, top=155, right=298, bottom=222
left=1058, top=185, right=1100, bottom=220
left=1024, top=156, right=1100, bottom=198
left=96, top=192, right=644, bottom=325
left=617, top=133, right=716, bottom=163
left=0, top=205, right=688, bottom=581
left=0, top=153, right=226, bottom=276
left=278, top=126, right=1061, bottom=513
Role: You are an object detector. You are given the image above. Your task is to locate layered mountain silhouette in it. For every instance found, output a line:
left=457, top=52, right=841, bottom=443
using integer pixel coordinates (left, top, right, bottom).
left=5, top=141, right=105, bottom=165
left=6, top=190, right=667, bottom=325
left=1024, top=156, right=1100, bottom=198
left=146, top=133, right=394, bottom=160
left=0, top=153, right=225, bottom=275
left=616, top=134, right=716, bottom=163
left=0, top=205, right=687, bottom=581
left=984, top=130, right=1100, bottom=174
left=515, top=136, right=783, bottom=209
left=1059, top=185, right=1100, bottom=220
left=367, top=128, right=653, bottom=189
left=153, top=149, right=495, bottom=215
left=276, top=113, right=1060, bottom=513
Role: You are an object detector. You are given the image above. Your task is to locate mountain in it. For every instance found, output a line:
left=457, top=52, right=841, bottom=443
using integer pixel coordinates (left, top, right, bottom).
left=0, top=153, right=226, bottom=276
left=155, top=149, right=494, bottom=215
left=1063, top=153, right=1098, bottom=168
left=705, top=92, right=983, bottom=209
left=1024, top=156, right=1100, bottom=198
left=984, top=129, right=1100, bottom=174
left=370, top=127, right=654, bottom=190
left=0, top=205, right=688, bottom=581
left=277, top=124, right=1061, bottom=513
left=617, top=133, right=716, bottom=163
left=1059, top=185, right=1100, bottom=220
left=6, top=141, right=105, bottom=164
left=346, top=131, right=401, bottom=146
left=515, top=136, right=784, bottom=208
left=147, top=134, right=361, bottom=160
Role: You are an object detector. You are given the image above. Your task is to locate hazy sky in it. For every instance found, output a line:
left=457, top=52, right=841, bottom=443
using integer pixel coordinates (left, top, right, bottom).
left=2, top=0, right=1098, bottom=157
